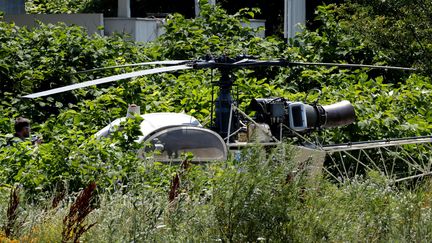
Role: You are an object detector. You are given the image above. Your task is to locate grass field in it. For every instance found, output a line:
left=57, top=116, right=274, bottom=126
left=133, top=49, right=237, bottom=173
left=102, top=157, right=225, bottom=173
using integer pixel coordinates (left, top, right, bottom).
left=1, top=145, right=432, bottom=242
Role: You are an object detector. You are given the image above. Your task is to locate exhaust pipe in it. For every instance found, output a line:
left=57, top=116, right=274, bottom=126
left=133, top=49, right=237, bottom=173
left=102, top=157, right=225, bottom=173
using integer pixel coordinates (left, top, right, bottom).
left=321, top=100, right=356, bottom=128
left=289, top=100, right=356, bottom=131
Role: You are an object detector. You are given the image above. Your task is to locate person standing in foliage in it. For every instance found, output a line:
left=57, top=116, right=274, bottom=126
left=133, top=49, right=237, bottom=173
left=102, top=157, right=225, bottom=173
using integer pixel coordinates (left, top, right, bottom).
left=8, top=117, right=42, bottom=145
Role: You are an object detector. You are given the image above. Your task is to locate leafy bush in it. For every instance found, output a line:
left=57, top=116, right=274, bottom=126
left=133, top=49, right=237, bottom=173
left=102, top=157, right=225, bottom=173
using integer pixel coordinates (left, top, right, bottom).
left=25, top=0, right=92, bottom=14
left=0, top=21, right=148, bottom=123
left=154, top=4, right=274, bottom=59
left=0, top=1, right=431, bottom=194
left=1, top=1, right=432, bottom=241
left=0, top=115, right=145, bottom=198
left=3, top=147, right=432, bottom=241
left=322, top=2, right=432, bottom=73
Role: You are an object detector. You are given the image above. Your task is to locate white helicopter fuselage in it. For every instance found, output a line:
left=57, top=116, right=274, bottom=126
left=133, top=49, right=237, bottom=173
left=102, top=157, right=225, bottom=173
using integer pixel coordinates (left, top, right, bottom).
left=95, top=112, right=228, bottom=162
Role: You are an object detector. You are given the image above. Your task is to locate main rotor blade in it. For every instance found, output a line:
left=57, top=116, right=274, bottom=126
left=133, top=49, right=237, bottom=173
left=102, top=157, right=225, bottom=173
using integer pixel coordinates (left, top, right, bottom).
left=195, top=59, right=417, bottom=71
left=287, top=61, right=417, bottom=71
left=23, top=64, right=192, bottom=99
left=74, top=60, right=189, bottom=75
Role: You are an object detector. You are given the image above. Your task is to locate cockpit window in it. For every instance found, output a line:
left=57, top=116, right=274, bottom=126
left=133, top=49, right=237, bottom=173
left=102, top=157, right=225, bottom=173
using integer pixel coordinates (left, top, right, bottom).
left=139, top=127, right=227, bottom=162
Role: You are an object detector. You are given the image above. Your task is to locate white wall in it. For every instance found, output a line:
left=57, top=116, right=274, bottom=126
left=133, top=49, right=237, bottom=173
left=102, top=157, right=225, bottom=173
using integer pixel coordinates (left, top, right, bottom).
left=104, top=18, right=165, bottom=43
left=3, top=14, right=104, bottom=35
left=3, top=13, right=265, bottom=43
left=105, top=17, right=265, bottom=43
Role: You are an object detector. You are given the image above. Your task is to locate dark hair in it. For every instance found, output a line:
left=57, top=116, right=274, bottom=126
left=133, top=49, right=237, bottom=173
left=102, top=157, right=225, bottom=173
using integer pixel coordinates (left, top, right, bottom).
left=14, top=117, right=30, bottom=133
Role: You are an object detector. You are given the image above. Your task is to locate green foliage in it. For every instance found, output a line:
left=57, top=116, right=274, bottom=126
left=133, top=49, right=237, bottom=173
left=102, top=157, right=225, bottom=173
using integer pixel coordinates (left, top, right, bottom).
left=4, top=149, right=432, bottom=241
left=0, top=116, right=145, bottom=198
left=0, top=0, right=431, bottom=195
left=1, top=2, right=432, bottom=241
left=0, top=21, right=148, bottom=123
left=324, top=74, right=432, bottom=140
left=25, top=0, right=92, bottom=14
left=294, top=4, right=377, bottom=64
left=154, top=3, right=281, bottom=59
left=337, top=1, right=432, bottom=73
left=209, top=145, right=299, bottom=241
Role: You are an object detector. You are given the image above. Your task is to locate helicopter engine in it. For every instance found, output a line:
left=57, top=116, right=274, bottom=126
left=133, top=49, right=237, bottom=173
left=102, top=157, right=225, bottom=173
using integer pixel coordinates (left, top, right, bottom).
left=249, top=98, right=356, bottom=137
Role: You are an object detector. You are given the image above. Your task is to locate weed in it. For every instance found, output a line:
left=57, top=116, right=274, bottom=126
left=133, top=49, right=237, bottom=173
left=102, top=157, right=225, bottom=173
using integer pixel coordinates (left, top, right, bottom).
left=4, top=186, right=21, bottom=239
left=61, top=182, right=97, bottom=243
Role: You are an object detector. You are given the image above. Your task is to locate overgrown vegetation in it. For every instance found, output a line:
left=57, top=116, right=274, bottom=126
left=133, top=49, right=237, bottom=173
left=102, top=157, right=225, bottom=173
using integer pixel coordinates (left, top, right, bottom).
left=2, top=149, right=432, bottom=242
left=25, top=0, right=93, bottom=14
left=1, top=1, right=432, bottom=241
left=344, top=0, right=432, bottom=72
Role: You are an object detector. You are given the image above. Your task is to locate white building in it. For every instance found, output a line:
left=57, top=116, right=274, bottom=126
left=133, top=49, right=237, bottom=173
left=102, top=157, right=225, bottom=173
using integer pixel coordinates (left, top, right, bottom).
left=0, top=0, right=307, bottom=41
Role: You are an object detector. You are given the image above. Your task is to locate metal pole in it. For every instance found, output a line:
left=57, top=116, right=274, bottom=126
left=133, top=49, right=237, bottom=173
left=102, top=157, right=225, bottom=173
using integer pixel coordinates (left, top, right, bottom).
left=321, top=136, right=432, bottom=153
left=195, top=0, right=200, bottom=17
left=284, top=0, right=288, bottom=39
left=284, top=0, right=306, bottom=39
left=118, top=0, right=131, bottom=18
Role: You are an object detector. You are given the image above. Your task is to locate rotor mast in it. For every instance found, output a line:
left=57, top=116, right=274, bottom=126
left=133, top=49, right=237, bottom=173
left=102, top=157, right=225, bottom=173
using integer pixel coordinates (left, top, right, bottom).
left=213, top=68, right=238, bottom=141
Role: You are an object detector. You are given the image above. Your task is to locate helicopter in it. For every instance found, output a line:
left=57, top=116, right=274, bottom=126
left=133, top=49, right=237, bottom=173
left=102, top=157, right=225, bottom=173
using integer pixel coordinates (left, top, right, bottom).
left=22, top=56, right=432, bottom=181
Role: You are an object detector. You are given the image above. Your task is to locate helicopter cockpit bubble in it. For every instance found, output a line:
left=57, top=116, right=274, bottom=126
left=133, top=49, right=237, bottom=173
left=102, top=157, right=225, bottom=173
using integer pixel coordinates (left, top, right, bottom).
left=139, top=126, right=228, bottom=162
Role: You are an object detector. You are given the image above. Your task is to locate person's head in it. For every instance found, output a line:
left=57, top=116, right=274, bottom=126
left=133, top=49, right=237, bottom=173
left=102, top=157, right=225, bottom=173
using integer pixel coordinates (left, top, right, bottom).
left=14, top=117, right=31, bottom=138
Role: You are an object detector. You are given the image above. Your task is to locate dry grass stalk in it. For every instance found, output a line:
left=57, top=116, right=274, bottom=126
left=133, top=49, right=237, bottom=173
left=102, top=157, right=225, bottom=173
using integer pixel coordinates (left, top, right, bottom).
left=61, top=182, right=97, bottom=243
left=52, top=185, right=66, bottom=209
left=168, top=173, right=180, bottom=202
left=4, top=186, right=20, bottom=238
left=168, top=158, right=191, bottom=203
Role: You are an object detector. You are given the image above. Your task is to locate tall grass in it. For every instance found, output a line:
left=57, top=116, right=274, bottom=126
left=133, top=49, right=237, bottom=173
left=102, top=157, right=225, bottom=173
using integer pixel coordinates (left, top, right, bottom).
left=2, top=144, right=432, bottom=242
